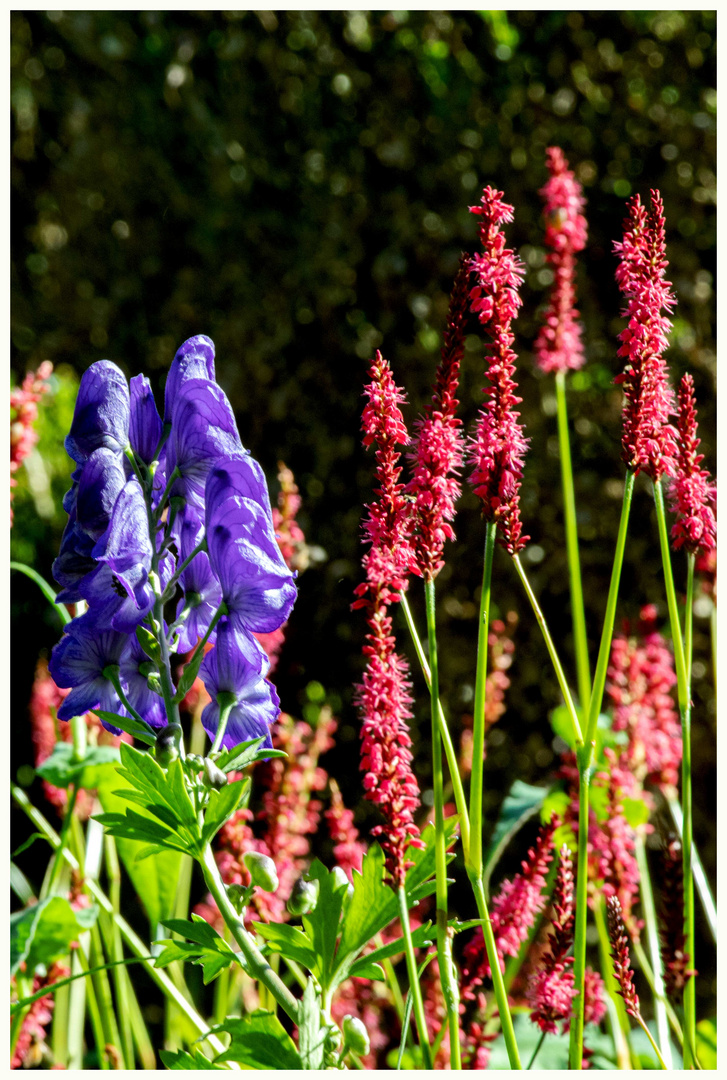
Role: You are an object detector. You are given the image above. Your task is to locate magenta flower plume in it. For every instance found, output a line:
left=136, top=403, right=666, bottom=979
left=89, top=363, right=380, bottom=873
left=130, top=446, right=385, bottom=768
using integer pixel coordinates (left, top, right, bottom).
left=354, top=352, right=423, bottom=886
left=534, top=147, right=588, bottom=375
left=658, top=834, right=695, bottom=999
left=606, top=895, right=640, bottom=1018
left=407, top=256, right=468, bottom=581
left=461, top=816, right=557, bottom=999
left=613, top=190, right=678, bottom=481
left=468, top=186, right=530, bottom=555
left=669, top=373, right=716, bottom=556
left=528, top=844, right=576, bottom=1034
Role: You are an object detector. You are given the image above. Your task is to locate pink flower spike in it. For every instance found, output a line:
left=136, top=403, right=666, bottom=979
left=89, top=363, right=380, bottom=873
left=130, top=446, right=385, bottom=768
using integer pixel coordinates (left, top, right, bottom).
left=534, top=147, right=588, bottom=375
left=669, top=373, right=716, bottom=556
left=613, top=190, right=678, bottom=481
left=468, top=186, right=530, bottom=555
left=407, top=255, right=468, bottom=581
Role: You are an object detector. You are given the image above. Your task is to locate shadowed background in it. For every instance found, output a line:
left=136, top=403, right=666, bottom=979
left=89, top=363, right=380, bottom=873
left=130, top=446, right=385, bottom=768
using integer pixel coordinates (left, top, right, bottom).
left=11, top=8, right=716, bottom=1022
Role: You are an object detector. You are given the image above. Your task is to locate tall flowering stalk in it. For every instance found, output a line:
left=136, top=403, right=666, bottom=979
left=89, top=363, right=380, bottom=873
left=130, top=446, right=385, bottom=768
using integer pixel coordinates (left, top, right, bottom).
left=10, top=361, right=53, bottom=524
left=353, top=350, right=431, bottom=1065
left=607, top=896, right=668, bottom=1068
left=536, top=148, right=591, bottom=711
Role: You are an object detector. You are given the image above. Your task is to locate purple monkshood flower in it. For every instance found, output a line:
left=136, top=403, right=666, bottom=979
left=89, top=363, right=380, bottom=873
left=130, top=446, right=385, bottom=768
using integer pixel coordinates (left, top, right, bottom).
left=166, top=378, right=244, bottom=512
left=119, top=635, right=167, bottom=728
left=65, top=361, right=130, bottom=465
left=174, top=516, right=223, bottom=653
left=206, top=492, right=297, bottom=657
left=130, top=374, right=163, bottom=465
left=205, top=453, right=273, bottom=517
left=53, top=509, right=98, bottom=603
left=200, top=617, right=279, bottom=750
left=75, top=447, right=128, bottom=541
left=49, top=623, right=130, bottom=733
left=164, top=334, right=216, bottom=422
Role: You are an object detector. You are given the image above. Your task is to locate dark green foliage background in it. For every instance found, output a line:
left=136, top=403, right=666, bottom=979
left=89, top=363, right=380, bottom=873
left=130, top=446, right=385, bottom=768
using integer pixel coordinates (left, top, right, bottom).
left=12, top=7, right=715, bottom=1014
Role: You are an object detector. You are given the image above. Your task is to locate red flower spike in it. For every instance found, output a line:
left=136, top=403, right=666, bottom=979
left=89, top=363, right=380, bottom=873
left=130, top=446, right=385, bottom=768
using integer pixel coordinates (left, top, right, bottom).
left=407, top=256, right=468, bottom=581
left=606, top=895, right=640, bottom=1018
left=534, top=147, right=588, bottom=375
left=527, top=844, right=577, bottom=1033
left=10, top=361, right=53, bottom=524
left=669, top=373, right=716, bottom=557
left=468, top=187, right=530, bottom=555
left=613, top=190, right=678, bottom=481
left=658, top=834, right=695, bottom=998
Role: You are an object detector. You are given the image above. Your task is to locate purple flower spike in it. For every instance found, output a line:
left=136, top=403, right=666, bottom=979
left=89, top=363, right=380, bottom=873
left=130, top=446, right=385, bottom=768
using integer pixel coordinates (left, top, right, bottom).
left=164, top=334, right=216, bottom=422
left=167, top=379, right=244, bottom=510
left=200, top=618, right=279, bottom=750
left=119, top=635, right=167, bottom=728
left=207, top=496, right=297, bottom=639
left=65, top=360, right=130, bottom=465
left=130, top=374, right=163, bottom=465
left=75, top=447, right=127, bottom=541
left=205, top=453, right=272, bottom=517
left=49, top=623, right=129, bottom=732
left=175, top=516, right=223, bottom=653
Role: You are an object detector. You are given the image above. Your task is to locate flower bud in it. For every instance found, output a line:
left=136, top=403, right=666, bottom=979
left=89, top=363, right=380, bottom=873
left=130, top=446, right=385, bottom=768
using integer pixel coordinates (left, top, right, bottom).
left=203, top=757, right=228, bottom=790
left=226, top=883, right=250, bottom=914
left=243, top=852, right=279, bottom=893
left=342, top=1015, right=369, bottom=1057
left=155, top=723, right=182, bottom=768
left=331, top=866, right=349, bottom=891
left=287, top=876, right=319, bottom=917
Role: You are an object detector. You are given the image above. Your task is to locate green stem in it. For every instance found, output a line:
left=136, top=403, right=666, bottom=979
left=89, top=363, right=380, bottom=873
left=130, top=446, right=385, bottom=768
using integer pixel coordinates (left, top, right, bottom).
left=88, top=920, right=126, bottom=1067
left=635, top=837, right=672, bottom=1068
left=686, top=553, right=695, bottom=676
left=399, top=593, right=470, bottom=854
left=512, top=555, right=583, bottom=748
left=424, top=579, right=461, bottom=1069
left=210, top=700, right=234, bottom=755
left=555, top=370, right=591, bottom=713
left=634, top=1013, right=669, bottom=1070
left=666, top=797, right=716, bottom=943
left=467, top=523, right=496, bottom=880
left=104, top=665, right=148, bottom=727
left=397, top=886, right=433, bottom=1069
left=199, top=844, right=300, bottom=1022
left=161, top=534, right=206, bottom=602
left=76, top=944, right=111, bottom=1069
left=652, top=480, right=695, bottom=1068
left=105, top=836, right=135, bottom=1068
left=42, top=783, right=79, bottom=899
left=469, top=874, right=521, bottom=1068
left=631, top=938, right=684, bottom=1050
left=527, top=1030, right=547, bottom=1070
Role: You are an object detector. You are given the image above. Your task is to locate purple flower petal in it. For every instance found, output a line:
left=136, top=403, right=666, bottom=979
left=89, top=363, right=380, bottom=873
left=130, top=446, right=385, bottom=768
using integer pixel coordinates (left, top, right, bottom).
left=65, top=361, right=130, bottom=464
left=199, top=620, right=279, bottom=750
left=164, top=335, right=216, bottom=422
left=167, top=379, right=244, bottom=510
left=205, top=454, right=271, bottom=519
left=92, top=479, right=153, bottom=576
left=49, top=624, right=129, bottom=724
left=53, top=509, right=97, bottom=601
left=130, top=374, right=163, bottom=464
left=76, top=448, right=127, bottom=541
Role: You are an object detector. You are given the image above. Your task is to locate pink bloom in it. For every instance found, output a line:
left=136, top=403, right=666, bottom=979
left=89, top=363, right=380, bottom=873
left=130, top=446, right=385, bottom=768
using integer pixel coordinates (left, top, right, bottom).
left=613, top=191, right=678, bottom=481
left=10, top=361, right=53, bottom=523
left=325, top=778, right=366, bottom=881
left=462, top=993, right=497, bottom=1069
left=669, top=373, right=716, bottom=556
left=407, top=257, right=468, bottom=581
left=606, top=895, right=640, bottom=1017
left=606, top=606, right=682, bottom=792
left=534, top=147, right=588, bottom=375
left=528, top=842, right=577, bottom=1031
left=468, top=187, right=530, bottom=555
left=11, top=962, right=68, bottom=1069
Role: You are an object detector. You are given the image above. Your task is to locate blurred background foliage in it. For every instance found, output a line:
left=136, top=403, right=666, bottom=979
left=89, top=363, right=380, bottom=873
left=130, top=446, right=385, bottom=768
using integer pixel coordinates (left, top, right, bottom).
left=11, top=7, right=715, bottom=1000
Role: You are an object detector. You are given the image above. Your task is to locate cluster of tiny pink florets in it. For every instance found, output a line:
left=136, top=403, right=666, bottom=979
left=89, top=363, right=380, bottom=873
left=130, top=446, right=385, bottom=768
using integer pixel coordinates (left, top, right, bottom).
left=10, top=361, right=53, bottom=523
left=534, top=147, right=588, bottom=375
left=613, top=190, right=678, bottom=481
left=468, top=187, right=530, bottom=555
left=669, top=373, right=716, bottom=557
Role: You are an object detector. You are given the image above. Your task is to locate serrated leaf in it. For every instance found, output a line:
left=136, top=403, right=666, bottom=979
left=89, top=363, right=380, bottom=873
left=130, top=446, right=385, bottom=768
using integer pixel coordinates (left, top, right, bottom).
left=209, top=1012, right=302, bottom=1069
left=215, top=737, right=286, bottom=774
left=201, top=779, right=248, bottom=845
left=348, top=922, right=433, bottom=979
left=94, top=709, right=158, bottom=746
left=159, top=1048, right=225, bottom=1070
left=347, top=960, right=386, bottom=981
left=301, top=859, right=348, bottom=989
left=161, top=915, right=229, bottom=949
left=298, top=981, right=325, bottom=1070
left=155, top=916, right=239, bottom=984
left=482, top=781, right=550, bottom=895
left=35, top=743, right=120, bottom=789
left=11, top=897, right=99, bottom=977
left=94, top=810, right=191, bottom=853
left=253, top=922, right=318, bottom=971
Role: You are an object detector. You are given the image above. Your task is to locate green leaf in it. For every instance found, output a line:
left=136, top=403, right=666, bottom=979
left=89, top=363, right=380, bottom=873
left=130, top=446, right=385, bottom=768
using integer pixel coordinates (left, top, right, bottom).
left=155, top=916, right=240, bottom=984
left=114, top=743, right=200, bottom=849
left=696, top=1018, right=716, bottom=1070
left=12, top=833, right=46, bottom=859
left=35, top=742, right=120, bottom=789
left=549, top=703, right=578, bottom=749
left=11, top=897, right=99, bottom=977
left=298, top=981, right=325, bottom=1070
left=253, top=922, right=318, bottom=971
left=209, top=1012, right=302, bottom=1069
left=161, top=914, right=230, bottom=949
left=172, top=646, right=208, bottom=705
left=135, top=623, right=162, bottom=662
left=201, top=779, right=248, bottom=845
left=482, top=781, right=549, bottom=895
left=96, top=770, right=183, bottom=929
left=93, top=709, right=158, bottom=746
left=621, top=796, right=651, bottom=828
left=301, top=859, right=349, bottom=989
left=159, top=1048, right=225, bottom=1070
left=94, top=810, right=191, bottom=853
left=215, top=737, right=286, bottom=774
left=10, top=561, right=71, bottom=627
left=348, top=923, right=434, bottom=979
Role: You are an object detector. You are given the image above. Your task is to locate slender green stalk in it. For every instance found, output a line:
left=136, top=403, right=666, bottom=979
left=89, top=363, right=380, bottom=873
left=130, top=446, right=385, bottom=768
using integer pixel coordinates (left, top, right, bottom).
left=88, top=921, right=126, bottom=1067
left=467, top=522, right=496, bottom=880
left=634, top=1014, right=668, bottom=1070
left=199, top=844, right=300, bottom=1022
left=399, top=593, right=470, bottom=853
left=635, top=838, right=672, bottom=1067
left=631, top=937, right=684, bottom=1049
left=652, top=479, right=695, bottom=1068
left=123, top=966, right=156, bottom=1069
left=685, top=553, right=695, bottom=676
left=105, top=836, right=135, bottom=1068
left=667, top=797, right=716, bottom=942
left=527, top=1030, right=547, bottom=1070
left=555, top=370, right=591, bottom=713
left=397, top=886, right=433, bottom=1069
left=469, top=874, right=521, bottom=1068
left=569, top=469, right=635, bottom=1070
left=424, top=579, right=461, bottom=1068
left=51, top=978, right=70, bottom=1067
left=42, top=783, right=79, bottom=899
left=210, top=700, right=234, bottom=754
left=512, top=555, right=583, bottom=748
left=76, top=944, right=111, bottom=1069
left=382, top=955, right=407, bottom=1028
